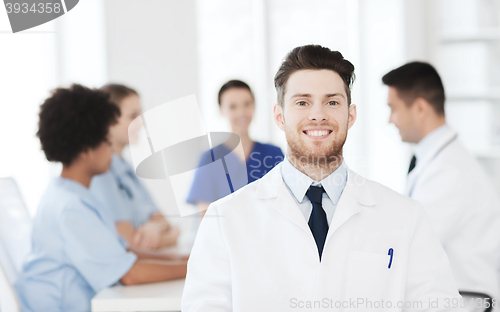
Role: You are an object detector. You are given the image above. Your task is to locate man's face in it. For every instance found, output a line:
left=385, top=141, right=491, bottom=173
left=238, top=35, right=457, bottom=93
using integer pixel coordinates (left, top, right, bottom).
left=273, top=69, right=356, bottom=165
left=387, top=87, right=419, bottom=143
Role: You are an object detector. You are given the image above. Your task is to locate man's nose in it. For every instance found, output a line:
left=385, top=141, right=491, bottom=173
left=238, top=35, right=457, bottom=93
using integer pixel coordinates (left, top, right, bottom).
left=308, top=103, right=328, bottom=121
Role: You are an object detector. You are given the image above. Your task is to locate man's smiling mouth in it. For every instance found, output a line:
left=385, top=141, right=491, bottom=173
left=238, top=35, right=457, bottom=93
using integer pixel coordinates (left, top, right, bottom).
left=303, top=129, right=333, bottom=138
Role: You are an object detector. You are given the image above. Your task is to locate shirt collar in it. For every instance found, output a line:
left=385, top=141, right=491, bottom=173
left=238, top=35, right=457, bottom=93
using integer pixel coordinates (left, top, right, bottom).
left=110, top=153, right=135, bottom=177
left=56, top=176, right=98, bottom=207
left=414, top=124, right=451, bottom=164
left=281, top=156, right=347, bottom=205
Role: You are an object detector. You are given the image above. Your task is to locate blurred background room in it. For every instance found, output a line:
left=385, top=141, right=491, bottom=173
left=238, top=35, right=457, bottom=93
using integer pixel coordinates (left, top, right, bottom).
left=1, top=0, right=500, bottom=249
left=1, top=0, right=500, bottom=311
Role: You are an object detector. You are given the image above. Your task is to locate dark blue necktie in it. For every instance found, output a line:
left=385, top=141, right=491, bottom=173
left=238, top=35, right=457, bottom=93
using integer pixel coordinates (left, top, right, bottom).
left=306, top=185, right=328, bottom=260
left=408, top=155, right=417, bottom=174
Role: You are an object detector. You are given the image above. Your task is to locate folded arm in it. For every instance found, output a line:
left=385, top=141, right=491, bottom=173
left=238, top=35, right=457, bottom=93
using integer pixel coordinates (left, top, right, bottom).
left=120, top=259, right=187, bottom=285
left=115, top=212, right=179, bottom=250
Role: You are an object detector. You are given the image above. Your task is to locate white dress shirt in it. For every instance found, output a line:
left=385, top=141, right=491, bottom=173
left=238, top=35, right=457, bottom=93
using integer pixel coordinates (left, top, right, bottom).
left=280, top=157, right=347, bottom=226
left=412, top=124, right=453, bottom=170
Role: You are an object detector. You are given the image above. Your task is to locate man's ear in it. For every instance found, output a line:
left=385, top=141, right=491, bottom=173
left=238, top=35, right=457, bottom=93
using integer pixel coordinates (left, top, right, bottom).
left=273, top=104, right=285, bottom=131
left=347, top=104, right=357, bottom=130
left=412, top=97, right=430, bottom=117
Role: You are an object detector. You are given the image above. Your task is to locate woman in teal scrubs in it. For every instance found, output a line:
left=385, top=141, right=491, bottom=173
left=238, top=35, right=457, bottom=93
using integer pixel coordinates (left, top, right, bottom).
left=91, top=84, right=179, bottom=250
left=186, top=80, right=284, bottom=213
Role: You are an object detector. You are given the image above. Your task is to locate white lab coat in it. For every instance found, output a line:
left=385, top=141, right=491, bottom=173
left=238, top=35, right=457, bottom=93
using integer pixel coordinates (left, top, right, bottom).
left=182, top=163, right=465, bottom=311
left=406, top=127, right=500, bottom=305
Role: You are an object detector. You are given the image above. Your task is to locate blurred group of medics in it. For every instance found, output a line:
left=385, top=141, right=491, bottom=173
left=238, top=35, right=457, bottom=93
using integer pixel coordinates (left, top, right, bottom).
left=10, top=44, right=500, bottom=312
left=14, top=84, right=188, bottom=312
left=12, top=78, right=285, bottom=312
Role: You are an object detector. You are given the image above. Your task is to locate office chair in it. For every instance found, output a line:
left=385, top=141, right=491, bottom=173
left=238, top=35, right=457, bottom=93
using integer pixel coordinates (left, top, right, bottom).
left=0, top=177, right=33, bottom=312
left=0, top=178, right=32, bottom=282
left=0, top=242, right=21, bottom=312
left=459, top=291, right=493, bottom=312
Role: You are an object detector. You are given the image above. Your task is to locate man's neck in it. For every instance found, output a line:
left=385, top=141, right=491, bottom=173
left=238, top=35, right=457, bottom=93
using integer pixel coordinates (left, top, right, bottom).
left=417, top=117, right=446, bottom=143
left=61, top=164, right=93, bottom=188
left=287, top=154, right=343, bottom=182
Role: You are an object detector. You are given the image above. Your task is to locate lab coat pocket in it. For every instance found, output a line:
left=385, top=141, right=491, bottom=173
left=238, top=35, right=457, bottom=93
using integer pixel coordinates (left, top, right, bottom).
left=344, top=250, right=402, bottom=310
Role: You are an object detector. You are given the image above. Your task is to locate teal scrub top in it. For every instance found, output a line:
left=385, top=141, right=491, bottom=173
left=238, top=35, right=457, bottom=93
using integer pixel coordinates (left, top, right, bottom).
left=90, top=154, right=158, bottom=229
left=14, top=177, right=137, bottom=312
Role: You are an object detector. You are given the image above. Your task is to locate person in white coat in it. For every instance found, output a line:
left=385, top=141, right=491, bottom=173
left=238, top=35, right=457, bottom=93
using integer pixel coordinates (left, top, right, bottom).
left=182, top=45, right=467, bottom=311
left=383, top=61, right=500, bottom=307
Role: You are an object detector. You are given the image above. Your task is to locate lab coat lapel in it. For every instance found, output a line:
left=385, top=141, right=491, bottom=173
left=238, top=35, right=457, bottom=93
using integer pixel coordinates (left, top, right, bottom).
left=256, top=165, right=377, bottom=239
left=256, top=163, right=312, bottom=234
left=327, top=169, right=376, bottom=239
left=405, top=128, right=457, bottom=196
left=406, top=156, right=428, bottom=196
left=405, top=171, right=418, bottom=196
left=272, top=183, right=312, bottom=234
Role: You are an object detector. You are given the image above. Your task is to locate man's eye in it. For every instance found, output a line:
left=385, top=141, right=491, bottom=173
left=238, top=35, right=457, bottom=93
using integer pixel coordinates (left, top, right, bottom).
left=328, top=101, right=339, bottom=106
left=297, top=101, right=307, bottom=106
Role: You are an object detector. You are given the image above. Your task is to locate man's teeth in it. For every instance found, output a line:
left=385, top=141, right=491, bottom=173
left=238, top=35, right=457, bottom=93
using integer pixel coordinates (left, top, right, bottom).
left=306, top=130, right=330, bottom=137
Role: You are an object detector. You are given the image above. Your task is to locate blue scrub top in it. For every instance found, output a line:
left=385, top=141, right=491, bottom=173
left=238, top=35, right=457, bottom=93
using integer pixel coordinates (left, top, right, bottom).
left=90, top=154, right=158, bottom=229
left=14, top=177, right=137, bottom=312
left=186, top=141, right=283, bottom=204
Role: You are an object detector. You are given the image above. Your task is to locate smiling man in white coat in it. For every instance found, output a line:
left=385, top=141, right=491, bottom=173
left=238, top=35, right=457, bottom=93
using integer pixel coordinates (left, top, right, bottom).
left=182, top=45, right=467, bottom=311
left=383, top=62, right=500, bottom=308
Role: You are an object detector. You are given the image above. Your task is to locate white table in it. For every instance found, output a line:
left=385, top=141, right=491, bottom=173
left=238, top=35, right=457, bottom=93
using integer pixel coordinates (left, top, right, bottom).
left=91, top=278, right=185, bottom=312
left=91, top=215, right=199, bottom=312
left=91, top=213, right=200, bottom=312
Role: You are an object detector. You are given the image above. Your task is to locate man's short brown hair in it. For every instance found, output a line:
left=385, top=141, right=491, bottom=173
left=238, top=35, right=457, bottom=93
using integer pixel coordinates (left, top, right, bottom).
left=274, top=45, right=355, bottom=107
left=382, top=61, right=445, bottom=115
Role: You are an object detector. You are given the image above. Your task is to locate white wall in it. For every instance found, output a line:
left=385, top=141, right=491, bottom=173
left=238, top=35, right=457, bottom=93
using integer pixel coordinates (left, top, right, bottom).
left=0, top=7, right=53, bottom=215
left=357, top=0, right=408, bottom=191
left=104, top=0, right=198, bottom=111
left=6, top=0, right=497, bottom=216
left=0, top=0, right=109, bottom=215
left=103, top=0, right=199, bottom=223
left=195, top=0, right=261, bottom=136
left=56, top=0, right=108, bottom=88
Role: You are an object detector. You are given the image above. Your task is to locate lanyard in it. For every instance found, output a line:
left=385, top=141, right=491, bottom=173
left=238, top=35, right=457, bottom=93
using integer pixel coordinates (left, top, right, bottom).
left=111, top=165, right=135, bottom=200
left=118, top=179, right=134, bottom=199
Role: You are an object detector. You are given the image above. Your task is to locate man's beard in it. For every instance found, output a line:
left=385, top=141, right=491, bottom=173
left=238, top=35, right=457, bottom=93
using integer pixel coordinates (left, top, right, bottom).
left=285, top=122, right=346, bottom=170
